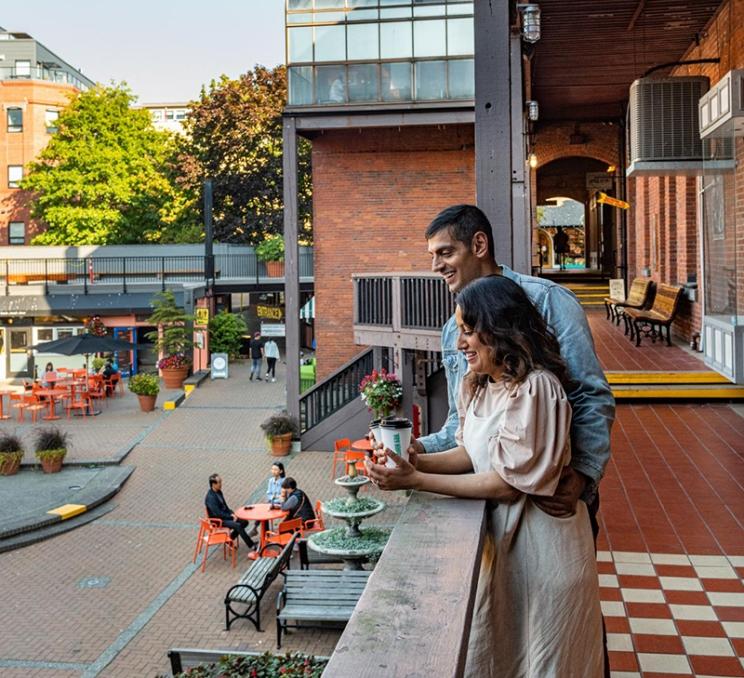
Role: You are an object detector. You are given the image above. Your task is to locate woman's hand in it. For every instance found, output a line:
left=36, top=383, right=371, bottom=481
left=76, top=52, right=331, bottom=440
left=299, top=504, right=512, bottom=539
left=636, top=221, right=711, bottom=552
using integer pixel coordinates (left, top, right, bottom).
left=365, top=449, right=419, bottom=491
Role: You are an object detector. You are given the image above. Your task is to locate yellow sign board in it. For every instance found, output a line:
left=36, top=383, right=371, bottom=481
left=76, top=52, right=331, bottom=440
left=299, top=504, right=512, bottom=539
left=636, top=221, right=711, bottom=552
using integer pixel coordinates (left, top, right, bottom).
left=597, top=192, right=630, bottom=210
left=257, top=304, right=284, bottom=320
left=195, top=308, right=210, bottom=326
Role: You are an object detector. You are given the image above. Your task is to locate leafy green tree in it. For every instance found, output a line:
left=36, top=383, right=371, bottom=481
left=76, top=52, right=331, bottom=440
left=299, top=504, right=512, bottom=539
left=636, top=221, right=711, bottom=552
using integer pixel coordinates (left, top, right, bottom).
left=22, top=84, right=196, bottom=245
left=179, top=65, right=312, bottom=244
left=208, top=311, right=248, bottom=358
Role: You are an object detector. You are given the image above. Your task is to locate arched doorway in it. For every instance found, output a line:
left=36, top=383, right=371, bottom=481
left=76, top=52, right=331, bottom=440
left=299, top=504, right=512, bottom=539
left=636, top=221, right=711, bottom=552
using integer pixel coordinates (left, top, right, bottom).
left=535, top=156, right=620, bottom=275
left=536, top=198, right=585, bottom=270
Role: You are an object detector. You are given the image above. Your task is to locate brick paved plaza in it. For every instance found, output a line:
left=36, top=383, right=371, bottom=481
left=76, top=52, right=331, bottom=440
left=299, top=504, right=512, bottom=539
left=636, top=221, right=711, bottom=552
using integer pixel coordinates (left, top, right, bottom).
left=0, top=342, right=743, bottom=676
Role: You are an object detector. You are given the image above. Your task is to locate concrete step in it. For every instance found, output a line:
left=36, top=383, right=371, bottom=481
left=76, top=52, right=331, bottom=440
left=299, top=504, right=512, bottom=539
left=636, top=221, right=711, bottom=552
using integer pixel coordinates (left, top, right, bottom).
left=606, top=371, right=731, bottom=385
left=612, top=382, right=744, bottom=400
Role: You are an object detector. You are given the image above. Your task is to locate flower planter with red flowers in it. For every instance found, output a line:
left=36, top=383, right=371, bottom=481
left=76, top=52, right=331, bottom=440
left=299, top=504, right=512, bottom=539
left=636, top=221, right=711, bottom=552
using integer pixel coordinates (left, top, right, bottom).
left=158, top=354, right=191, bottom=389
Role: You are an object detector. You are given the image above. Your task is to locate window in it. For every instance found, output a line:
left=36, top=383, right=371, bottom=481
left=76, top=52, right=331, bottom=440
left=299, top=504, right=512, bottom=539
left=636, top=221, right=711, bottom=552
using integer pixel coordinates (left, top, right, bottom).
left=314, top=24, right=346, bottom=62
left=57, top=328, right=74, bottom=339
left=413, top=19, right=446, bottom=57
left=151, top=109, right=164, bottom=122
left=7, top=107, right=22, bottom=133
left=447, top=17, right=474, bottom=55
left=45, top=109, right=59, bottom=133
left=289, top=66, right=314, bottom=105
left=175, top=109, right=187, bottom=120
left=382, top=62, right=412, bottom=101
left=316, top=65, right=346, bottom=103
left=348, top=64, right=379, bottom=101
left=165, top=110, right=175, bottom=120
left=14, top=60, right=31, bottom=78
left=36, top=329, right=53, bottom=342
left=415, top=60, right=446, bottom=100
left=8, top=165, right=22, bottom=188
left=8, top=221, right=25, bottom=245
left=448, top=58, right=474, bottom=98
left=381, top=21, right=413, bottom=59
left=347, top=23, right=379, bottom=60
left=289, top=26, right=314, bottom=63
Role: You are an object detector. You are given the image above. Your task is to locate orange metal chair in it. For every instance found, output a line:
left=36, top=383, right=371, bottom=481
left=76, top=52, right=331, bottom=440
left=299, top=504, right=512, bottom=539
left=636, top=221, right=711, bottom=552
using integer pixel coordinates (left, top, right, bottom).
left=87, top=377, right=107, bottom=405
left=302, top=501, right=325, bottom=537
left=194, top=518, right=237, bottom=573
left=331, top=438, right=351, bottom=479
left=265, top=518, right=304, bottom=548
left=109, top=372, right=124, bottom=395
left=344, top=450, right=368, bottom=477
left=66, top=393, right=93, bottom=418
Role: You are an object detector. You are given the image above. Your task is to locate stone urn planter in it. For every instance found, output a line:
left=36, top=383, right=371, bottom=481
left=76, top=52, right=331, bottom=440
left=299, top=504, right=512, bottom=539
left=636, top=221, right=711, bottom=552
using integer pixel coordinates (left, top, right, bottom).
left=161, top=366, right=189, bottom=389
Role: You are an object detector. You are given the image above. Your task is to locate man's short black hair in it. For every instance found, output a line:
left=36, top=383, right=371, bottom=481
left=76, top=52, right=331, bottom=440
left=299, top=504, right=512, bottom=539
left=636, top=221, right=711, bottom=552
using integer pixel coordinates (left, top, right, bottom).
left=282, top=477, right=297, bottom=491
left=209, top=473, right=220, bottom=488
left=425, top=204, right=496, bottom=259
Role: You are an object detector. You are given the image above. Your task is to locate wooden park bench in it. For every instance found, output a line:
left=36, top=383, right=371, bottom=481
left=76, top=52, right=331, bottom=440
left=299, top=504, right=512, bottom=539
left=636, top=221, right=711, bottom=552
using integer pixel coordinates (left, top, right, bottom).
left=604, top=277, right=654, bottom=325
left=223, top=533, right=297, bottom=632
left=624, top=283, right=684, bottom=347
left=7, top=273, right=75, bottom=284
left=276, top=569, right=371, bottom=648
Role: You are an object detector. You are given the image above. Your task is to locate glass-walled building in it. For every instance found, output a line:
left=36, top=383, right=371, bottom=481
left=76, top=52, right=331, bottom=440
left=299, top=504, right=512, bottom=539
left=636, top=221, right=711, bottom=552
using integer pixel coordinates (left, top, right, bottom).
left=286, top=0, right=474, bottom=107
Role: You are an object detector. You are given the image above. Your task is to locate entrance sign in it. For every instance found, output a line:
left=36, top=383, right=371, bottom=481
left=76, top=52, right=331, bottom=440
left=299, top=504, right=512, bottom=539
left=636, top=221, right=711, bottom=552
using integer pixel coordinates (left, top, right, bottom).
left=211, top=353, right=228, bottom=379
left=609, top=279, right=625, bottom=302
left=586, top=172, right=613, bottom=191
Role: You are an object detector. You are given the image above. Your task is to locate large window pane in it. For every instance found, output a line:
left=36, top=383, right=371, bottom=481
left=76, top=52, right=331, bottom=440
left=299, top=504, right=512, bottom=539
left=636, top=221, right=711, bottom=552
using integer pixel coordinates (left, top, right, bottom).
left=447, top=17, right=473, bottom=55
left=9, top=222, right=25, bottom=245
left=316, top=65, right=346, bottom=103
left=288, top=26, right=314, bottom=62
left=447, top=1, right=473, bottom=15
left=380, top=7, right=411, bottom=18
left=313, top=11, right=345, bottom=21
left=349, top=0, right=377, bottom=6
left=348, top=8, right=378, bottom=20
left=288, top=0, right=312, bottom=8
left=8, top=165, right=22, bottom=188
left=348, top=64, right=379, bottom=101
left=315, top=24, right=346, bottom=61
left=414, top=19, right=446, bottom=57
left=382, top=62, right=412, bottom=101
left=7, top=108, right=22, bottom=133
left=315, top=0, right=345, bottom=7
left=14, top=60, right=31, bottom=77
left=415, top=60, right=446, bottom=100
left=414, top=4, right=446, bottom=17
left=288, top=12, right=313, bottom=23
left=289, top=66, right=315, bottom=105
left=448, top=58, right=474, bottom=98
left=347, top=23, right=379, bottom=60
left=380, top=21, right=412, bottom=58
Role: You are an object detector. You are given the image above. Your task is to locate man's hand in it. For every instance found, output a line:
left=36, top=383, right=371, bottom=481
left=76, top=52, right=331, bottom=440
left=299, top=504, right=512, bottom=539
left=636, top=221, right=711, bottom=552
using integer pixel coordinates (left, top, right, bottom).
left=532, top=467, right=587, bottom=517
left=365, top=449, right=418, bottom=491
left=407, top=438, right=424, bottom=468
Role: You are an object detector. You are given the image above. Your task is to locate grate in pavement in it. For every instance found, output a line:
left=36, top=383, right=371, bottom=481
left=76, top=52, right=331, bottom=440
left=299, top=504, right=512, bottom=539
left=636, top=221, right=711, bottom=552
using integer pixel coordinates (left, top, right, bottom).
left=77, top=576, right=111, bottom=589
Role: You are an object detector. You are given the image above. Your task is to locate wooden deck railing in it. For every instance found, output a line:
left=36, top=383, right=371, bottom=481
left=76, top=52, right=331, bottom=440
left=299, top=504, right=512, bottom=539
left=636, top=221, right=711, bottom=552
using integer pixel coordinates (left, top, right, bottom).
left=323, top=491, right=487, bottom=677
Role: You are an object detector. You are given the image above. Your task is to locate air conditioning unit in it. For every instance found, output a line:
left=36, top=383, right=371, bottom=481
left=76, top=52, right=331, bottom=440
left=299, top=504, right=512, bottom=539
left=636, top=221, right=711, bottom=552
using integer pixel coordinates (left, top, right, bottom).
left=627, top=76, right=709, bottom=177
left=699, top=69, right=744, bottom=139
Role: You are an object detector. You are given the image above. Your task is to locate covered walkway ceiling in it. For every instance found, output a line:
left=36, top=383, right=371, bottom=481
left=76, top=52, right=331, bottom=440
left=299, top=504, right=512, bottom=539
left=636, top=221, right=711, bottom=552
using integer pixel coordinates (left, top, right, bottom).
left=531, top=0, right=723, bottom=120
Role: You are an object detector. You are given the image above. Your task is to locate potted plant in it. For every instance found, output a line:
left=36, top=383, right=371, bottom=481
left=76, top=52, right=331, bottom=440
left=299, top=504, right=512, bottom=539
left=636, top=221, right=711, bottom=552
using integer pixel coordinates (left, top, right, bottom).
left=145, top=290, right=194, bottom=389
left=359, top=368, right=403, bottom=419
left=256, top=235, right=285, bottom=278
left=0, top=432, right=24, bottom=476
left=91, top=356, right=106, bottom=373
left=34, top=428, right=70, bottom=474
left=129, top=372, right=160, bottom=412
left=260, top=411, right=300, bottom=456
left=172, top=651, right=327, bottom=677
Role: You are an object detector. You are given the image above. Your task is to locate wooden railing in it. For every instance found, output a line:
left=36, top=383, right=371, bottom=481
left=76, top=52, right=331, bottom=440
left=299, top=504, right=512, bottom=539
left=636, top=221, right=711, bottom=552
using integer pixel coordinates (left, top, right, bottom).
left=298, top=348, right=374, bottom=433
left=323, top=491, right=487, bottom=677
left=353, top=273, right=453, bottom=351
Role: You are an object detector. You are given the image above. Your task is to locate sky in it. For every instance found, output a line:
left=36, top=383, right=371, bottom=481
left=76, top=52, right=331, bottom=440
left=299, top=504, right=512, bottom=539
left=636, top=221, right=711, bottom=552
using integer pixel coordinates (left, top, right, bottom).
left=2, top=0, right=286, bottom=103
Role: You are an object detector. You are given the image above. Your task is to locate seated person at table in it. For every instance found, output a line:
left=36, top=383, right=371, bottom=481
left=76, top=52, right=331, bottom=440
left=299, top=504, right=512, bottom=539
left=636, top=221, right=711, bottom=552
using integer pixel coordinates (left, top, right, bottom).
left=205, top=473, right=256, bottom=552
left=102, top=358, right=118, bottom=379
left=42, top=362, right=57, bottom=387
left=279, top=477, right=315, bottom=525
left=267, top=462, right=286, bottom=507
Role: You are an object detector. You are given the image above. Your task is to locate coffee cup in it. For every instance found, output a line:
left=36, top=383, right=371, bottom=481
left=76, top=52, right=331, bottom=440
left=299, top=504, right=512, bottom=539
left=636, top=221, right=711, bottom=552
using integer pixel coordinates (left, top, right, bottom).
left=369, top=419, right=382, bottom=447
left=380, top=417, right=412, bottom=468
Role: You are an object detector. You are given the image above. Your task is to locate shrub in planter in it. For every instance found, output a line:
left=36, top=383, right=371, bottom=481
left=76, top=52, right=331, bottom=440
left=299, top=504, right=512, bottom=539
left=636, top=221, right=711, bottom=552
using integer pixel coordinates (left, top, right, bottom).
left=260, top=411, right=300, bottom=456
left=256, top=235, right=285, bottom=277
left=34, top=428, right=70, bottom=474
left=91, top=356, right=106, bottom=373
left=146, top=290, right=194, bottom=388
left=171, top=651, right=327, bottom=677
left=208, top=310, right=247, bottom=358
left=129, top=372, right=160, bottom=412
left=0, top=432, right=24, bottom=476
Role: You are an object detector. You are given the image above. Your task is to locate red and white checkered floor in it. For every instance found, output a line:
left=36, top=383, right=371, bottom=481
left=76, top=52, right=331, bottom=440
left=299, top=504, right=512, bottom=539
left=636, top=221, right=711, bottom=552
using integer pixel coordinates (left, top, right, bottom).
left=598, top=550, right=744, bottom=676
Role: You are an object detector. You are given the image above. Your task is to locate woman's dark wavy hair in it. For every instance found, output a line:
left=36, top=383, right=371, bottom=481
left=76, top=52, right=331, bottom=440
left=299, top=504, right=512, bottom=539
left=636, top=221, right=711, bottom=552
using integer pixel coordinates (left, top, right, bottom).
left=456, top=275, right=570, bottom=396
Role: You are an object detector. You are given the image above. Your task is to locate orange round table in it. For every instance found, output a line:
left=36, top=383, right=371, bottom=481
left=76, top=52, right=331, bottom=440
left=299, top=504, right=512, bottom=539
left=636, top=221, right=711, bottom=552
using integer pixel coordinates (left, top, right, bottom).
left=34, top=388, right=67, bottom=420
left=234, top=503, right=288, bottom=549
left=352, top=438, right=373, bottom=452
left=0, top=389, right=15, bottom=420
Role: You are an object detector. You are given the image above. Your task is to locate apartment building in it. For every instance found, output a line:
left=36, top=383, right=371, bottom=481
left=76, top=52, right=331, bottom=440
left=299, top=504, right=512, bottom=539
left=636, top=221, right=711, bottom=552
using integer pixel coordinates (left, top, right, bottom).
left=0, top=26, right=94, bottom=246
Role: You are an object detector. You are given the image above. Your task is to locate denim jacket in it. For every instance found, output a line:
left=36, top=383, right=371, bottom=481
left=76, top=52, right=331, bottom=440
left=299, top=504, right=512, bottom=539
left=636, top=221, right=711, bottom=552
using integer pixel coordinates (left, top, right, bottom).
left=418, top=265, right=615, bottom=501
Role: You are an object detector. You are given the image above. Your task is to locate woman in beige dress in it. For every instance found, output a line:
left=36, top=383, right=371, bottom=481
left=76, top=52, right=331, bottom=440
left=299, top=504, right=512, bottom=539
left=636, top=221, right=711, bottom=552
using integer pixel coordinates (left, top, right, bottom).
left=368, top=275, right=603, bottom=677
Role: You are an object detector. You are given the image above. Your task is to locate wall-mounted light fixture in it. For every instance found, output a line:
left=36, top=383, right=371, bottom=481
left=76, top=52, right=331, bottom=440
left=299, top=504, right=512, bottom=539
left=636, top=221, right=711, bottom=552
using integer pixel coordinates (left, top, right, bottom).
left=528, top=153, right=538, bottom=169
left=518, top=4, right=541, bottom=43
left=526, top=100, right=539, bottom=121
left=606, top=164, right=617, bottom=174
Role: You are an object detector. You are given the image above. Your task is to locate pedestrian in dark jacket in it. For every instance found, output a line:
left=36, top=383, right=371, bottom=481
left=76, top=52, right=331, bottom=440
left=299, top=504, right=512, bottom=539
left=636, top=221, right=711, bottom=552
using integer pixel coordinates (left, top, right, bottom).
left=204, top=473, right=255, bottom=550
left=279, top=477, right=315, bottom=525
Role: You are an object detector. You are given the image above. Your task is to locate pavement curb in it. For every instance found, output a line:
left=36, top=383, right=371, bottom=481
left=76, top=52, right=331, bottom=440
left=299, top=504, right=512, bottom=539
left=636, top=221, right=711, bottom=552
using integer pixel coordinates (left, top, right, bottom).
left=0, top=465, right=134, bottom=544
left=164, top=369, right=210, bottom=410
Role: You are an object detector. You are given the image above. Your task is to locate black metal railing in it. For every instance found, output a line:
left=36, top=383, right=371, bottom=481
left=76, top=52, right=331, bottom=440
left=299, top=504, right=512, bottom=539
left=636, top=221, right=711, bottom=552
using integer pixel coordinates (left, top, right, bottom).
left=354, top=277, right=393, bottom=326
left=299, top=348, right=374, bottom=433
left=401, top=275, right=453, bottom=331
left=0, top=250, right=314, bottom=294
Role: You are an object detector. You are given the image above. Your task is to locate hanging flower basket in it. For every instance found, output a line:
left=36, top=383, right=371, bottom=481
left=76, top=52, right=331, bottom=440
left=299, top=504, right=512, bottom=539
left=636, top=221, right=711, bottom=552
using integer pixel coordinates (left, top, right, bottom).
left=359, top=368, right=402, bottom=419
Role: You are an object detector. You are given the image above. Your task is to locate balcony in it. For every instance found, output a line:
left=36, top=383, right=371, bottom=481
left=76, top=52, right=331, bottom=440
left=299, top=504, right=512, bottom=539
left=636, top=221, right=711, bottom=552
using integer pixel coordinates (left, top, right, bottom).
left=286, top=0, right=474, bottom=108
left=0, top=66, right=91, bottom=91
left=353, top=272, right=452, bottom=351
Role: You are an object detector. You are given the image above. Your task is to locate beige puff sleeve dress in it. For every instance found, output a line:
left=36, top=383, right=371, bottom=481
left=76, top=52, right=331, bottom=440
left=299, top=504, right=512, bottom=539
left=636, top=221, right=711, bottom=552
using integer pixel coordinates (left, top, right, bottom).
left=458, top=370, right=603, bottom=678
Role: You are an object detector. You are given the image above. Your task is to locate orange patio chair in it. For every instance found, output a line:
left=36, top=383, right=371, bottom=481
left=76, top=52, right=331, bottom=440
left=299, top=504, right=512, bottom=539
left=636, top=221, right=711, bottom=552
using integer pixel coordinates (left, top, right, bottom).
left=264, top=518, right=304, bottom=550
left=13, top=393, right=46, bottom=423
left=331, top=438, right=351, bottom=479
left=194, top=518, right=237, bottom=573
left=66, top=392, right=93, bottom=419
left=344, top=450, right=368, bottom=477
left=302, top=501, right=325, bottom=537
left=87, top=377, right=107, bottom=405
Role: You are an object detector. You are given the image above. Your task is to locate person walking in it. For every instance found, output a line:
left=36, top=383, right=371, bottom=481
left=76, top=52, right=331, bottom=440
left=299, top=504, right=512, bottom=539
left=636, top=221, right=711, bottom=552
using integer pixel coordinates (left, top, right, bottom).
left=249, top=332, right=263, bottom=381
left=554, top=226, right=570, bottom=270
left=264, top=338, right=280, bottom=382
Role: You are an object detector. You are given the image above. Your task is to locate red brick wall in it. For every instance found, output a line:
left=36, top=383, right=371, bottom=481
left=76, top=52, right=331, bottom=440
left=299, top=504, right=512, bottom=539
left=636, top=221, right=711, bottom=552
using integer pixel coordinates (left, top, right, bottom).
left=535, top=122, right=620, bottom=169
left=0, top=80, right=78, bottom=244
left=311, top=124, right=475, bottom=378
